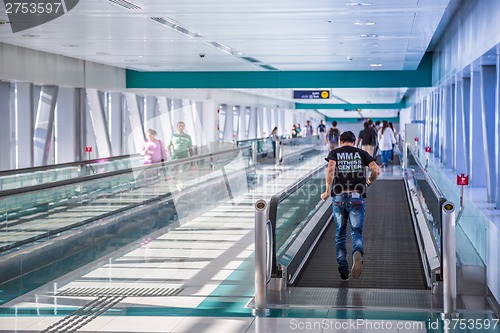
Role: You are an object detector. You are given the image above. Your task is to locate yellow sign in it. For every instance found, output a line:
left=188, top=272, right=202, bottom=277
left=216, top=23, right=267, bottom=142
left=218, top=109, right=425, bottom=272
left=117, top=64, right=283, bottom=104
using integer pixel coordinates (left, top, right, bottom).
left=321, top=91, right=329, bottom=99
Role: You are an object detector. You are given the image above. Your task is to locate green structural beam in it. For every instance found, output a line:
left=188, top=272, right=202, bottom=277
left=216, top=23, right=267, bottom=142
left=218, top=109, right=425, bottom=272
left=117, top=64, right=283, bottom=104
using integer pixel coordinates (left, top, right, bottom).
left=127, top=53, right=432, bottom=89
left=126, top=69, right=431, bottom=89
left=296, top=101, right=406, bottom=110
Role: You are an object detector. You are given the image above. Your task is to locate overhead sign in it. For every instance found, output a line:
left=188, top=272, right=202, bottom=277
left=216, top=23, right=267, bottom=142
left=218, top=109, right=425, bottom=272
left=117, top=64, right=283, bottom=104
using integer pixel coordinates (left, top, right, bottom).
left=293, top=90, right=330, bottom=99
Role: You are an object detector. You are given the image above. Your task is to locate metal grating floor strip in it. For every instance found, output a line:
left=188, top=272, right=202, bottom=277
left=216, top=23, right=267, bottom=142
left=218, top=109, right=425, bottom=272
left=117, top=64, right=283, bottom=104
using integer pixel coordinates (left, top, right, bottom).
left=260, top=287, right=466, bottom=311
left=56, top=287, right=183, bottom=297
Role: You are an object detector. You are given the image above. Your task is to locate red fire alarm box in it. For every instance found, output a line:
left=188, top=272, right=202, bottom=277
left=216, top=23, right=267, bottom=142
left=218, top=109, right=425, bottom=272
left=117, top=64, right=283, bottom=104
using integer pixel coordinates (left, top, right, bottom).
left=425, top=146, right=432, bottom=153
left=457, top=174, right=469, bottom=186
left=85, top=146, right=93, bottom=153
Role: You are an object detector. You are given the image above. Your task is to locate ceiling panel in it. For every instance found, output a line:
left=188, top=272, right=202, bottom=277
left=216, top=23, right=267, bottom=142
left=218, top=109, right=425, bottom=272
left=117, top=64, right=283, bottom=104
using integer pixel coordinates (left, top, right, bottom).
left=0, top=0, right=455, bottom=110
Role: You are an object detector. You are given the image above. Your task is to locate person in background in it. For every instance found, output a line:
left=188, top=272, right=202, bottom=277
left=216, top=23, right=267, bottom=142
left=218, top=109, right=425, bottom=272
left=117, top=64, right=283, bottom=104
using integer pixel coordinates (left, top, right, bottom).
left=326, top=121, right=341, bottom=151
left=356, top=121, right=377, bottom=158
left=317, top=120, right=326, bottom=137
left=321, top=131, right=380, bottom=280
left=378, top=120, right=396, bottom=168
left=291, top=124, right=298, bottom=138
left=168, top=121, right=193, bottom=160
left=304, top=120, right=313, bottom=137
left=269, top=126, right=279, bottom=158
left=141, top=129, right=166, bottom=165
left=296, top=123, right=302, bottom=137
left=141, top=129, right=167, bottom=182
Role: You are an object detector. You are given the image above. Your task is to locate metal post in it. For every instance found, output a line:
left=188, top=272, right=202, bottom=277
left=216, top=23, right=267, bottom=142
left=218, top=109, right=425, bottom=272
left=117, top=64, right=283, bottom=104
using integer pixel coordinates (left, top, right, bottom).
left=441, top=201, right=458, bottom=317
left=403, top=142, right=409, bottom=170
left=275, top=140, right=281, bottom=166
left=251, top=141, right=257, bottom=166
left=254, top=199, right=269, bottom=316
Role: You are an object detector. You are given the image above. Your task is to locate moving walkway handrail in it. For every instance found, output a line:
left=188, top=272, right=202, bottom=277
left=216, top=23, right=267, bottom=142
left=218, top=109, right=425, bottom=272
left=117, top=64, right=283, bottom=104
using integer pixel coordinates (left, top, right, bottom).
left=267, top=164, right=326, bottom=276
left=407, top=145, right=446, bottom=201
left=0, top=153, right=141, bottom=177
left=0, top=147, right=249, bottom=198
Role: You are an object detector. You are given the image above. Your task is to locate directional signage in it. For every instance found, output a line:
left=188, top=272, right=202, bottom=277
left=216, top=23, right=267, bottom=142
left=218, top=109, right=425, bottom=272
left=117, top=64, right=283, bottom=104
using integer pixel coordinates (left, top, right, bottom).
left=293, top=90, right=330, bottom=99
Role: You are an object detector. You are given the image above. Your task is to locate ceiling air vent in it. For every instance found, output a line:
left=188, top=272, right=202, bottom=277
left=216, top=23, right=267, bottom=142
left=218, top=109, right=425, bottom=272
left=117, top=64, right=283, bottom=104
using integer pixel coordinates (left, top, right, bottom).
left=107, top=0, right=142, bottom=10
left=149, top=17, right=202, bottom=38
left=259, top=64, right=278, bottom=71
left=241, top=56, right=261, bottom=64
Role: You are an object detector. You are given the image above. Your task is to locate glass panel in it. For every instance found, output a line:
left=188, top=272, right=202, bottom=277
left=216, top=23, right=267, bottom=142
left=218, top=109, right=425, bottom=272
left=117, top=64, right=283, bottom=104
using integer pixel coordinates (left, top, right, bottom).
left=0, top=156, right=144, bottom=191
left=412, top=146, right=487, bottom=265
left=0, top=148, right=251, bottom=254
left=275, top=168, right=326, bottom=256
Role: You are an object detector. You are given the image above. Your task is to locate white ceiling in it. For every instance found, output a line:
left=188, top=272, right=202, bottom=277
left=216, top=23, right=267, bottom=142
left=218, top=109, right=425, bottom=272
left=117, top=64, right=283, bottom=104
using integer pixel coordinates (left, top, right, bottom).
left=0, top=0, right=454, bottom=116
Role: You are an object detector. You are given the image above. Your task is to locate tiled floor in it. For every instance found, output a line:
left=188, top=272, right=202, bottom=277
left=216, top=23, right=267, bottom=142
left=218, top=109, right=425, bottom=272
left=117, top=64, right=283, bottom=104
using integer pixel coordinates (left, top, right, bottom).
left=0, top=153, right=497, bottom=332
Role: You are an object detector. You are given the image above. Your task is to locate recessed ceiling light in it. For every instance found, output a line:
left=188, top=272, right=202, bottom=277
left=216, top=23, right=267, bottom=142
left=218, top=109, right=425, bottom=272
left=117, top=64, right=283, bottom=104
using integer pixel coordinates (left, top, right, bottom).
left=359, top=34, right=378, bottom=38
left=96, top=52, right=110, bottom=55
left=370, top=63, right=383, bottom=67
left=354, top=20, right=375, bottom=26
left=22, top=34, right=41, bottom=38
left=63, top=44, right=79, bottom=48
left=346, top=2, right=373, bottom=6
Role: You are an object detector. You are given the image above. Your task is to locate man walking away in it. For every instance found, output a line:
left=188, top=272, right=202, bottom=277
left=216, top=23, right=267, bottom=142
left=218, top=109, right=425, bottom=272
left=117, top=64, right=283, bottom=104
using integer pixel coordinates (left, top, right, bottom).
left=326, top=121, right=341, bottom=151
left=321, top=131, right=380, bottom=280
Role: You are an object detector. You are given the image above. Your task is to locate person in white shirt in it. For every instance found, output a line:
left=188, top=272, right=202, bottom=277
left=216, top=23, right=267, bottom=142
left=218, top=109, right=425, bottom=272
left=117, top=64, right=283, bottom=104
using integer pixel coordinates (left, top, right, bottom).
left=377, top=121, right=396, bottom=168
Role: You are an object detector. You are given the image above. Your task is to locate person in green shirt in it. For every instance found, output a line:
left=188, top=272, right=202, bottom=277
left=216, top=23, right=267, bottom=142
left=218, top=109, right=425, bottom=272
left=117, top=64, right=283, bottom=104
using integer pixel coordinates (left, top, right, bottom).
left=167, top=121, right=193, bottom=160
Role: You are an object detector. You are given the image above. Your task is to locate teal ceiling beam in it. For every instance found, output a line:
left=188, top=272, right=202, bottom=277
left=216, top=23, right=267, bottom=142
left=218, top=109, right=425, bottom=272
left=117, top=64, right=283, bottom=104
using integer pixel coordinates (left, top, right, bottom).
left=295, top=101, right=406, bottom=110
left=126, top=69, right=431, bottom=89
left=127, top=53, right=432, bottom=89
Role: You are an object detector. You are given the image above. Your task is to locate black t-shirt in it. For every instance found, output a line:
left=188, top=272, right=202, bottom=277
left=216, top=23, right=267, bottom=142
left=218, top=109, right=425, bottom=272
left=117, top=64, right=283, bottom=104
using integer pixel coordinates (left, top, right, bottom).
left=326, top=145, right=375, bottom=197
left=358, top=127, right=377, bottom=146
left=318, top=123, right=326, bottom=133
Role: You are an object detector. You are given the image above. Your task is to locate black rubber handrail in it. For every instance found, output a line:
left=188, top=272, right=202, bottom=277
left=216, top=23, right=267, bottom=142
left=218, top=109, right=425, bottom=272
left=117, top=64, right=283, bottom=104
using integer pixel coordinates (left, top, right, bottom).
left=0, top=147, right=248, bottom=198
left=0, top=153, right=141, bottom=177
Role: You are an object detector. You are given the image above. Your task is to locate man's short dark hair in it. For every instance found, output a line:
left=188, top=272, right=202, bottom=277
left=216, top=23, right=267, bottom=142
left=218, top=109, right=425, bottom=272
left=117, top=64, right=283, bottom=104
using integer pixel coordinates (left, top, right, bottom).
left=332, top=121, right=337, bottom=126
left=340, top=131, right=356, bottom=143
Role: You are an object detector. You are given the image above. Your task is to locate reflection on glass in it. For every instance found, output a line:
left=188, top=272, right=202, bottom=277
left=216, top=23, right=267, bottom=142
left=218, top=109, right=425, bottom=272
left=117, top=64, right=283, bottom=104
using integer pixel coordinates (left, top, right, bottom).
left=275, top=172, right=326, bottom=256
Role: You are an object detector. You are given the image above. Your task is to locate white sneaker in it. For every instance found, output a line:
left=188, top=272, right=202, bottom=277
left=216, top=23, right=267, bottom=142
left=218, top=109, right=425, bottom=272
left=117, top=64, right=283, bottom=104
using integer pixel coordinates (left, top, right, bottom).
left=351, top=251, right=362, bottom=279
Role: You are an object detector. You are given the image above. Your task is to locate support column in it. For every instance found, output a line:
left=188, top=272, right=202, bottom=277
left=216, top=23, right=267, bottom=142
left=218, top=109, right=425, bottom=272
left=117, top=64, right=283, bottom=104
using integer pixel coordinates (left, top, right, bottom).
left=433, top=90, right=441, bottom=158
left=248, top=107, right=258, bottom=139
left=182, top=99, right=197, bottom=146
left=172, top=99, right=184, bottom=126
left=0, top=82, right=12, bottom=170
left=125, top=92, right=145, bottom=154
left=480, top=65, right=497, bottom=202
left=496, top=52, right=500, bottom=208
left=33, top=86, right=58, bottom=166
left=109, top=92, right=124, bottom=155
left=469, top=69, right=487, bottom=187
left=86, top=89, right=112, bottom=158
left=223, top=104, right=234, bottom=142
left=193, top=101, right=207, bottom=147
left=441, top=85, right=453, bottom=167
left=158, top=97, right=174, bottom=145
left=238, top=105, right=247, bottom=141
left=55, top=87, right=77, bottom=163
left=461, top=76, right=471, bottom=175
left=454, top=77, right=465, bottom=173
left=16, top=82, right=34, bottom=168
left=145, top=96, right=159, bottom=133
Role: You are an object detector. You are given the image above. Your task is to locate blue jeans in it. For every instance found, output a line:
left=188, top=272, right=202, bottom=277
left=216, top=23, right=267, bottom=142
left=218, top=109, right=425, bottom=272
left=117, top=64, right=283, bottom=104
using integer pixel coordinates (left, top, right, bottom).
left=332, top=193, right=365, bottom=272
left=381, top=150, right=391, bottom=166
